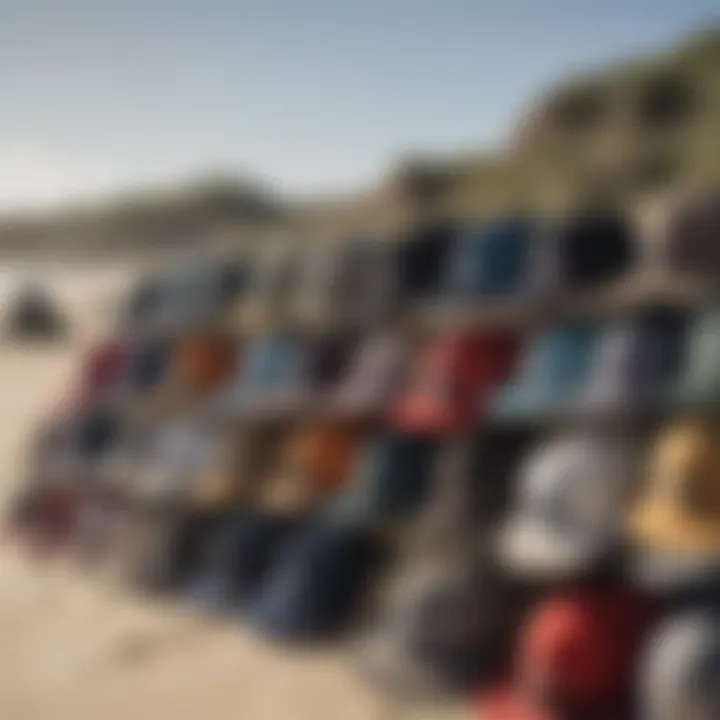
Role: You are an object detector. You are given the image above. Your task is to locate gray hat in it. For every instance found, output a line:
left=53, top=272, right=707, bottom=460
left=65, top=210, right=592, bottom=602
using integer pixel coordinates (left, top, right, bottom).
left=639, top=607, right=720, bottom=720
left=497, top=432, right=637, bottom=580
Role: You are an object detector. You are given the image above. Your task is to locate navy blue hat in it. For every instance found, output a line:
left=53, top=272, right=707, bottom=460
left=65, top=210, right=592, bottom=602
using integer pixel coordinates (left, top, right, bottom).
left=184, top=511, right=303, bottom=611
left=250, top=523, right=384, bottom=640
left=124, top=339, right=172, bottom=391
left=445, top=217, right=537, bottom=299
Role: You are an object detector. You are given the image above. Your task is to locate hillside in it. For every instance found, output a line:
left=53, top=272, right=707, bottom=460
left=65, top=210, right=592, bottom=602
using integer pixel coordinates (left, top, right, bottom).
left=0, top=26, right=717, bottom=255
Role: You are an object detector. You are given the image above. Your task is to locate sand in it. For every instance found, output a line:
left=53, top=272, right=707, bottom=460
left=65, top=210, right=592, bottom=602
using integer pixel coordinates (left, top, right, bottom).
left=0, top=263, right=469, bottom=720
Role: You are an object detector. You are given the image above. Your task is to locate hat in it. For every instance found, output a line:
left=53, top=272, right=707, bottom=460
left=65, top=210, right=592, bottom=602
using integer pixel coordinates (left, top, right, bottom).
left=475, top=587, right=652, bottom=719
left=219, top=334, right=308, bottom=417
left=629, top=420, right=720, bottom=590
left=260, top=423, right=364, bottom=514
left=663, top=188, right=720, bottom=279
left=183, top=511, right=306, bottom=610
left=671, top=306, right=720, bottom=410
left=394, top=332, right=518, bottom=434
left=170, top=332, right=237, bottom=394
left=568, top=307, right=687, bottom=416
left=639, top=606, right=720, bottom=720
left=126, top=418, right=225, bottom=509
left=122, top=338, right=173, bottom=392
left=555, top=211, right=637, bottom=289
left=357, top=557, right=523, bottom=697
left=232, top=245, right=299, bottom=330
left=444, top=217, right=538, bottom=299
left=328, top=333, right=405, bottom=418
left=397, top=221, right=458, bottom=301
left=250, top=523, right=384, bottom=640
left=325, top=434, right=439, bottom=529
left=328, top=237, right=400, bottom=325
left=79, top=339, right=128, bottom=398
left=491, top=321, right=599, bottom=421
left=498, top=433, right=637, bottom=580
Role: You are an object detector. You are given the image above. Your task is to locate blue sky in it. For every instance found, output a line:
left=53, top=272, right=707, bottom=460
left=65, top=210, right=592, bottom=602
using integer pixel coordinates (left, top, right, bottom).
left=0, top=0, right=717, bottom=209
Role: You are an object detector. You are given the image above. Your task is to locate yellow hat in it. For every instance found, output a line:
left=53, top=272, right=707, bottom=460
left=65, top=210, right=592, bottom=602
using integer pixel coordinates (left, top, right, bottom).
left=629, top=420, right=720, bottom=554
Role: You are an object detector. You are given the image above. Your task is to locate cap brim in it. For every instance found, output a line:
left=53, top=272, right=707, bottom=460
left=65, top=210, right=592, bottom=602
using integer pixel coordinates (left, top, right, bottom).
left=476, top=686, right=552, bottom=720
left=497, top=519, right=603, bottom=579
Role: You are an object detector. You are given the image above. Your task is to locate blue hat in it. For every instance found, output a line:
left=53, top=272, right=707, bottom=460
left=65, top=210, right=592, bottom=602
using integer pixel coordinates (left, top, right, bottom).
left=250, top=523, right=384, bottom=640
left=491, top=321, right=600, bottom=421
left=183, top=511, right=304, bottom=611
left=326, top=434, right=439, bottom=529
left=445, top=217, right=537, bottom=299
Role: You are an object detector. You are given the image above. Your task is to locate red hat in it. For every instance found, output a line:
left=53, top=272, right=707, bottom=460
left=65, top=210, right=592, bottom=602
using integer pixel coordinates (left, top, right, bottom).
left=80, top=339, right=128, bottom=396
left=393, top=332, right=517, bottom=435
left=475, top=587, right=652, bottom=719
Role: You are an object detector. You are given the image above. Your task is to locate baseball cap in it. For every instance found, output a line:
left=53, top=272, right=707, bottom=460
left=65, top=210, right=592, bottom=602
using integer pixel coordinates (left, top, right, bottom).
left=394, top=332, right=518, bottom=434
left=78, top=339, right=128, bottom=399
left=475, top=587, right=652, bottom=719
left=357, top=557, right=523, bottom=697
left=328, top=333, right=405, bottom=418
left=260, top=423, right=365, bottom=514
left=397, top=221, right=458, bottom=301
left=218, top=333, right=307, bottom=417
left=663, top=188, right=720, bottom=279
left=170, top=331, right=237, bottom=394
left=567, top=307, right=687, bottom=417
left=444, top=217, right=537, bottom=299
left=250, top=522, right=384, bottom=640
left=325, top=433, right=438, bottom=529
left=491, top=321, right=600, bottom=421
left=671, top=306, right=720, bottom=410
left=554, top=210, right=637, bottom=289
left=639, top=606, right=720, bottom=720
left=629, top=420, right=720, bottom=590
left=497, top=433, right=637, bottom=581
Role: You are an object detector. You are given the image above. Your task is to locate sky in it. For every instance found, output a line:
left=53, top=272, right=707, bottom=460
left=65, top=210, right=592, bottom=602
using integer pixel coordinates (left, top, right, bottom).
left=0, top=0, right=717, bottom=210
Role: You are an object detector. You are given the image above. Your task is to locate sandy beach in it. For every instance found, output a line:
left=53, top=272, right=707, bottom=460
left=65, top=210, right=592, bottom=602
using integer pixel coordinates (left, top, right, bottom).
left=0, top=263, right=468, bottom=720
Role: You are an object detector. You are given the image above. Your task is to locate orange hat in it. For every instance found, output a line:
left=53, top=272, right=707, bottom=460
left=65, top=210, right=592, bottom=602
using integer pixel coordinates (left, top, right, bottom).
left=172, top=332, right=238, bottom=392
left=286, top=423, right=364, bottom=493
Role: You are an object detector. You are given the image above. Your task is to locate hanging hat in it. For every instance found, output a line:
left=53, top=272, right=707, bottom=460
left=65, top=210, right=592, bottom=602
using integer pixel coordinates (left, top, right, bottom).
left=491, top=321, right=600, bottom=421
left=397, top=221, right=458, bottom=302
left=568, top=307, right=687, bottom=417
left=638, top=606, right=720, bottom=720
left=444, top=217, right=538, bottom=299
left=170, top=331, right=237, bottom=394
left=498, top=432, right=637, bottom=581
left=325, top=433, right=439, bottom=529
left=475, top=587, right=652, bottom=720
left=250, top=522, right=384, bottom=640
left=671, top=306, right=720, bottom=411
left=629, top=420, right=720, bottom=590
left=554, top=210, right=637, bottom=289
left=357, top=557, right=524, bottom=697
left=394, top=332, right=518, bottom=434
left=662, top=188, right=720, bottom=280
left=219, top=333, right=308, bottom=417
left=328, top=333, right=405, bottom=418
